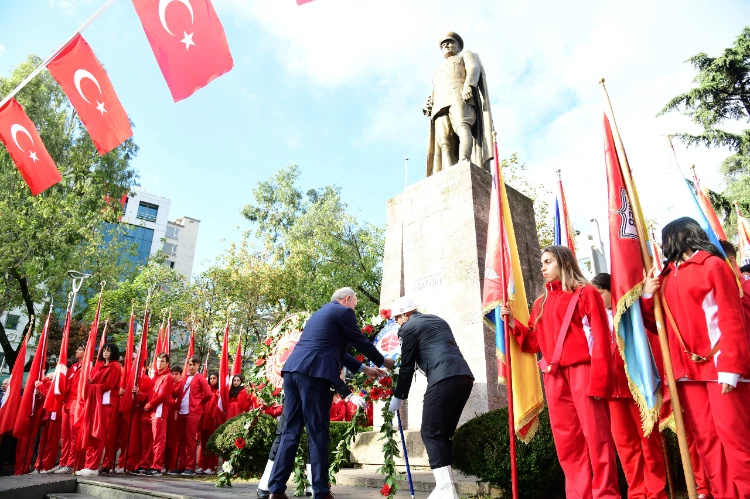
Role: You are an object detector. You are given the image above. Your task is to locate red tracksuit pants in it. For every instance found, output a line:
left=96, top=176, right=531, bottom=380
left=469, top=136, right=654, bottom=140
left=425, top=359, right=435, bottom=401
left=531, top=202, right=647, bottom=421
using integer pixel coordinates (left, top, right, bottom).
left=678, top=382, right=750, bottom=499
left=198, top=430, right=218, bottom=471
left=176, top=413, right=201, bottom=471
left=684, top=421, right=711, bottom=497
left=608, top=398, right=667, bottom=499
left=147, top=415, right=167, bottom=470
left=15, top=418, right=43, bottom=475
left=121, top=408, right=142, bottom=470
left=60, top=408, right=80, bottom=468
left=102, top=411, right=129, bottom=469
left=83, top=405, right=113, bottom=470
left=545, top=364, right=620, bottom=499
left=35, top=418, right=62, bottom=471
left=137, top=415, right=153, bottom=470
left=166, top=413, right=179, bottom=470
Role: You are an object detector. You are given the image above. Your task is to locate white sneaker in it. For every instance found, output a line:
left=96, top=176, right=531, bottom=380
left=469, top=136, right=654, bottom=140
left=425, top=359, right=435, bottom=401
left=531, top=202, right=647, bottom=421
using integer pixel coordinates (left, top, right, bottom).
left=203, top=468, right=215, bottom=475
left=54, top=466, right=73, bottom=474
left=428, top=465, right=459, bottom=499
left=114, top=467, right=125, bottom=474
left=40, top=467, right=58, bottom=474
left=79, top=468, right=100, bottom=477
left=195, top=467, right=204, bottom=474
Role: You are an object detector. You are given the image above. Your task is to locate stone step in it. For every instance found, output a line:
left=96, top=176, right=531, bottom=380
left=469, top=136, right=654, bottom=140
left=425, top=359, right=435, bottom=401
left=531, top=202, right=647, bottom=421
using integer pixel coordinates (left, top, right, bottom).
left=47, top=494, right=97, bottom=499
left=0, top=474, right=76, bottom=499
left=334, top=468, right=503, bottom=497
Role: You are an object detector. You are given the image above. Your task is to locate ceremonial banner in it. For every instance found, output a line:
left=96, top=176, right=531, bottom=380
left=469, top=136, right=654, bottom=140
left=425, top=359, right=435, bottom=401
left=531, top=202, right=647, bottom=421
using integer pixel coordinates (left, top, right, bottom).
left=554, top=172, right=577, bottom=258
left=692, top=175, right=727, bottom=241
left=218, top=321, right=230, bottom=412
left=0, top=98, right=61, bottom=195
left=14, top=310, right=50, bottom=438
left=482, top=144, right=544, bottom=442
left=74, top=291, right=103, bottom=429
left=183, top=326, right=195, bottom=374
left=150, top=322, right=165, bottom=377
left=118, top=312, right=136, bottom=413
left=122, top=310, right=150, bottom=414
left=297, top=0, right=315, bottom=4
left=231, top=334, right=242, bottom=377
left=0, top=333, right=28, bottom=435
left=47, top=34, right=133, bottom=155
left=132, top=0, right=234, bottom=102
left=604, top=113, right=661, bottom=434
left=737, top=208, right=750, bottom=265
left=44, top=306, right=72, bottom=412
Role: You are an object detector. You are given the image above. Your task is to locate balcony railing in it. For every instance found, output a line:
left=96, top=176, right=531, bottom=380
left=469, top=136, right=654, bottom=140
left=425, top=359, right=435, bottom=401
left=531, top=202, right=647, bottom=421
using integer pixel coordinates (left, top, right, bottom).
left=136, top=212, right=157, bottom=222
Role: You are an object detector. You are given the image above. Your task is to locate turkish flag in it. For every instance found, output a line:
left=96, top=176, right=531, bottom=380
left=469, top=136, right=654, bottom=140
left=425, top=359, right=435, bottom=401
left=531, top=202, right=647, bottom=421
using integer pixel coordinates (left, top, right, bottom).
left=0, top=99, right=61, bottom=195
left=48, top=34, right=133, bottom=155
left=132, top=0, right=234, bottom=102
left=297, top=0, right=315, bottom=4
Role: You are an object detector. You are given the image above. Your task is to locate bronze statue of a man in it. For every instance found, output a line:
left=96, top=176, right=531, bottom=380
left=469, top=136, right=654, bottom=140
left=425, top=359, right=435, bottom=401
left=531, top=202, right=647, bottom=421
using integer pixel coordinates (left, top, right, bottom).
left=423, top=32, right=494, bottom=177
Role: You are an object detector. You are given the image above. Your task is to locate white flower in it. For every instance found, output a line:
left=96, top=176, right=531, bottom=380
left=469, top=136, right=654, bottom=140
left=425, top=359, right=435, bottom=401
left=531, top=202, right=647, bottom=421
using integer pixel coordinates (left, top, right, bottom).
left=222, top=461, right=233, bottom=474
left=371, top=315, right=384, bottom=326
left=244, top=421, right=251, bottom=430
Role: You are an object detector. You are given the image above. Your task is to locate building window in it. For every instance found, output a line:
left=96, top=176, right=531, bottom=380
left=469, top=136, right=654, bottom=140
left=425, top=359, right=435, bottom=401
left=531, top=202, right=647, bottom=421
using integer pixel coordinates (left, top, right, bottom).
left=137, top=202, right=159, bottom=222
left=166, top=226, right=179, bottom=240
left=4, top=314, right=20, bottom=330
left=163, top=260, right=176, bottom=269
left=163, top=242, right=178, bottom=256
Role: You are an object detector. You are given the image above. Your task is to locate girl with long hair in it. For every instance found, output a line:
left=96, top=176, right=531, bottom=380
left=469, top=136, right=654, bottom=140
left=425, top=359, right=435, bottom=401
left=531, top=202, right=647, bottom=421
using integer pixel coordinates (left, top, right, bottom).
left=501, top=245, right=619, bottom=498
left=197, top=371, right=219, bottom=475
left=643, top=217, right=750, bottom=499
left=227, top=374, right=248, bottom=420
left=79, top=343, right=122, bottom=476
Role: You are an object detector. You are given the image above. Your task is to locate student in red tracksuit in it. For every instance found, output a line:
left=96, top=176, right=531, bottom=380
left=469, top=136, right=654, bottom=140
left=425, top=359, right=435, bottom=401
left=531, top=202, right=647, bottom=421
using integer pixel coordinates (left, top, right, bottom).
left=77, top=343, right=122, bottom=476
left=35, top=373, right=63, bottom=473
left=166, top=366, right=183, bottom=474
left=14, top=381, right=47, bottom=475
left=197, top=372, right=219, bottom=475
left=501, top=245, right=619, bottom=499
left=642, top=218, right=750, bottom=499
left=592, top=273, right=668, bottom=499
left=133, top=354, right=173, bottom=476
left=54, top=345, right=85, bottom=474
left=227, top=375, right=249, bottom=420
left=171, top=356, right=212, bottom=476
left=129, top=372, right=153, bottom=474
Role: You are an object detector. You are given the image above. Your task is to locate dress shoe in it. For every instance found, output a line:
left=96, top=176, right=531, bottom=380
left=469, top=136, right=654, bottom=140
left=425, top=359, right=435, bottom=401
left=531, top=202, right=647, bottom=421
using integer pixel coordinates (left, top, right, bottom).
left=256, top=488, right=270, bottom=499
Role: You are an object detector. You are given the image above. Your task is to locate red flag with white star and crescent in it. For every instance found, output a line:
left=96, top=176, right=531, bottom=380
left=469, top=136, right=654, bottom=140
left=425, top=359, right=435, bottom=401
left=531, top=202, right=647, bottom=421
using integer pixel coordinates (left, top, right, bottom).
left=48, top=34, right=133, bottom=155
left=132, top=0, right=234, bottom=102
left=0, top=98, right=61, bottom=195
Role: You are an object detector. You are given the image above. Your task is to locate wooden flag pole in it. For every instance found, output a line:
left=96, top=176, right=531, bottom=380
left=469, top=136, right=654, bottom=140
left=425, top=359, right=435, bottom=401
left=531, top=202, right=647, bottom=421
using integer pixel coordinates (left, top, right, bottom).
left=492, top=132, right=519, bottom=499
left=600, top=78, right=698, bottom=499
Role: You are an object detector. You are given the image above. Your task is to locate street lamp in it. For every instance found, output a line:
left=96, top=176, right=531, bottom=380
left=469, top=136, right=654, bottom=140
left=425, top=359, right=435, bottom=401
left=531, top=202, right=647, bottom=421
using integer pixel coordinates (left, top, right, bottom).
left=66, top=270, right=92, bottom=318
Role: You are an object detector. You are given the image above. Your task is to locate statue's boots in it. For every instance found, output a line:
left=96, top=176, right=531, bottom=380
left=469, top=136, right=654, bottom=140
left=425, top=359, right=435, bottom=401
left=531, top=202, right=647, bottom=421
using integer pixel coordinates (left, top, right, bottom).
left=257, top=460, right=274, bottom=498
left=428, top=465, right=460, bottom=499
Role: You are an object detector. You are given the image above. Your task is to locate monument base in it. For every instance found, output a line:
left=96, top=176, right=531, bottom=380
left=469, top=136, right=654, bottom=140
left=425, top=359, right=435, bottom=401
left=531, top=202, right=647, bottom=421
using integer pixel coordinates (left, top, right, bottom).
left=350, top=429, right=431, bottom=468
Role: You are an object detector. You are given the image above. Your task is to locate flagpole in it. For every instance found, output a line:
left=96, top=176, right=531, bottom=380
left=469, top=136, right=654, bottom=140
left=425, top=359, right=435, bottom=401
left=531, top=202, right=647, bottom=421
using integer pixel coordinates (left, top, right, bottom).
left=600, top=78, right=698, bottom=499
left=492, top=132, right=519, bottom=499
left=0, top=0, right=116, bottom=109
left=404, top=157, right=409, bottom=190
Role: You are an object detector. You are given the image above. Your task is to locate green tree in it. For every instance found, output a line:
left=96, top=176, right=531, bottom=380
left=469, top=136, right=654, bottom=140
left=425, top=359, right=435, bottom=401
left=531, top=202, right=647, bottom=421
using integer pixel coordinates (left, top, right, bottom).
left=659, top=27, right=750, bottom=209
left=241, top=164, right=385, bottom=320
left=0, top=55, right=139, bottom=368
left=501, top=153, right=554, bottom=250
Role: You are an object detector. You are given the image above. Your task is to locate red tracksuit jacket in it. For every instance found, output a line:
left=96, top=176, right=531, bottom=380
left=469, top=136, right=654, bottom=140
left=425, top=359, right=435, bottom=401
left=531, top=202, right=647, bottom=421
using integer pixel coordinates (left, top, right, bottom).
left=176, top=373, right=212, bottom=416
left=63, top=362, right=81, bottom=411
left=642, top=251, right=750, bottom=382
left=145, top=369, right=173, bottom=418
left=512, top=281, right=614, bottom=398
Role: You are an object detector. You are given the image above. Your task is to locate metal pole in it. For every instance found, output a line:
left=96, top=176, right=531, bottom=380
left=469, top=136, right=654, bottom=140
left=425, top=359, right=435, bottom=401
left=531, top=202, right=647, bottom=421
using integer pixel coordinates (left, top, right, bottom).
left=0, top=0, right=116, bottom=109
left=404, top=157, right=409, bottom=191
left=396, top=411, right=414, bottom=499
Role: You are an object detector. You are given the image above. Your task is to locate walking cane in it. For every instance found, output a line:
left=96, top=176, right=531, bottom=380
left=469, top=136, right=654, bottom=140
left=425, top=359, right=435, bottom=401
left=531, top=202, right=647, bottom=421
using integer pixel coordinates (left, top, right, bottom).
left=396, top=411, right=415, bottom=499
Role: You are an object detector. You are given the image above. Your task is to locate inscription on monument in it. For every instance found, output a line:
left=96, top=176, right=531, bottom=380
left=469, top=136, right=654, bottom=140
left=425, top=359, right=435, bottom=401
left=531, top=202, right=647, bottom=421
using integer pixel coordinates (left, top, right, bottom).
left=412, top=271, right=444, bottom=292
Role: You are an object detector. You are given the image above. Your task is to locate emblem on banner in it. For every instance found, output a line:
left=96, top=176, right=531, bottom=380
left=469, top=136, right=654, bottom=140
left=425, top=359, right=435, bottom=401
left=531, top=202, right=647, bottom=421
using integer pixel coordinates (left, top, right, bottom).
left=372, top=320, right=401, bottom=362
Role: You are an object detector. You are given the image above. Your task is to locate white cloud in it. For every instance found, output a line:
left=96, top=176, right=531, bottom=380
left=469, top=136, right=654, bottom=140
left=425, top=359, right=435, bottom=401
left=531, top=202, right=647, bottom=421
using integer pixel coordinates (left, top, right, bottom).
left=223, top=0, right=749, bottom=241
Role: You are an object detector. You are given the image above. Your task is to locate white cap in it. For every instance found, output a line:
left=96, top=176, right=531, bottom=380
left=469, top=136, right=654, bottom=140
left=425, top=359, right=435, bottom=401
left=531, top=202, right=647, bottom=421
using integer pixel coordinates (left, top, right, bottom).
left=391, top=296, right=418, bottom=316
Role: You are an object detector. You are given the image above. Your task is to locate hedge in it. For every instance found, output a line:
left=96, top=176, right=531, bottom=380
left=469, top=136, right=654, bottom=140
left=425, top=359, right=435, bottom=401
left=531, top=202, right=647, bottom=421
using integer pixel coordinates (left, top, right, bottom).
left=207, top=412, right=368, bottom=477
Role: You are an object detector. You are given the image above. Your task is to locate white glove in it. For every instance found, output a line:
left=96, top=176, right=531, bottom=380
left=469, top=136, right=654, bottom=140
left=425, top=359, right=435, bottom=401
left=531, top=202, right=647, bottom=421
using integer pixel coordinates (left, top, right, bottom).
left=388, top=397, right=404, bottom=413
left=347, top=394, right=367, bottom=410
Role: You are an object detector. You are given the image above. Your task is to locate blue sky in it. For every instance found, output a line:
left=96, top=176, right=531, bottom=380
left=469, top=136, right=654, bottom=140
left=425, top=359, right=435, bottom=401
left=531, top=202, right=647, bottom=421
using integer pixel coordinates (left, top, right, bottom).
left=2, top=0, right=749, bottom=275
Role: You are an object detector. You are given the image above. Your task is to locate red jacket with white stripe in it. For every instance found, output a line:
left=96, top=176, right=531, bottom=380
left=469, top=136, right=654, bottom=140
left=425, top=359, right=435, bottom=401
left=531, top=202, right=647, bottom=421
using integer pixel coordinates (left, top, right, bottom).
left=511, top=281, right=613, bottom=398
left=642, top=251, right=750, bottom=382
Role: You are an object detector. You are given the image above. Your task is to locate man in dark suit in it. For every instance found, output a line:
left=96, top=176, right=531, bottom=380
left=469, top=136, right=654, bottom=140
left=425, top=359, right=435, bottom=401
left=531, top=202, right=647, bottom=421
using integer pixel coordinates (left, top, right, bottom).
left=268, top=287, right=395, bottom=499
left=387, top=296, right=474, bottom=499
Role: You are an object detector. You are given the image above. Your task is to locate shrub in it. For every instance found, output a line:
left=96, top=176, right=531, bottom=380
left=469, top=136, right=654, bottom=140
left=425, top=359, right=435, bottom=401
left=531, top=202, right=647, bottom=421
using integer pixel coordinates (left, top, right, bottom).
left=453, top=407, right=565, bottom=498
left=208, top=412, right=371, bottom=476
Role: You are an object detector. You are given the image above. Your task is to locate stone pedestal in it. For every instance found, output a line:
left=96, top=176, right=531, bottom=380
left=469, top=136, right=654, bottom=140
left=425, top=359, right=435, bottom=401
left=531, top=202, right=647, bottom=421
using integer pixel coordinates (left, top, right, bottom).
left=351, top=162, right=543, bottom=466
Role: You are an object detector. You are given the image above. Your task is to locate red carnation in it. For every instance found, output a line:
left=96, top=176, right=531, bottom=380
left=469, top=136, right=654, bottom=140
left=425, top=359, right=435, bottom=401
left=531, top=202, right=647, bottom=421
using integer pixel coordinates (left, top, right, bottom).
left=257, top=383, right=266, bottom=390
left=355, top=354, right=365, bottom=362
left=380, top=484, right=392, bottom=496
left=369, top=387, right=384, bottom=400
left=379, top=309, right=391, bottom=320
left=383, top=389, right=393, bottom=398
left=363, top=325, right=374, bottom=334
left=264, top=337, right=273, bottom=346
left=234, top=437, right=246, bottom=449
left=379, top=376, right=393, bottom=387
left=255, top=357, right=266, bottom=366
left=272, top=387, right=282, bottom=397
